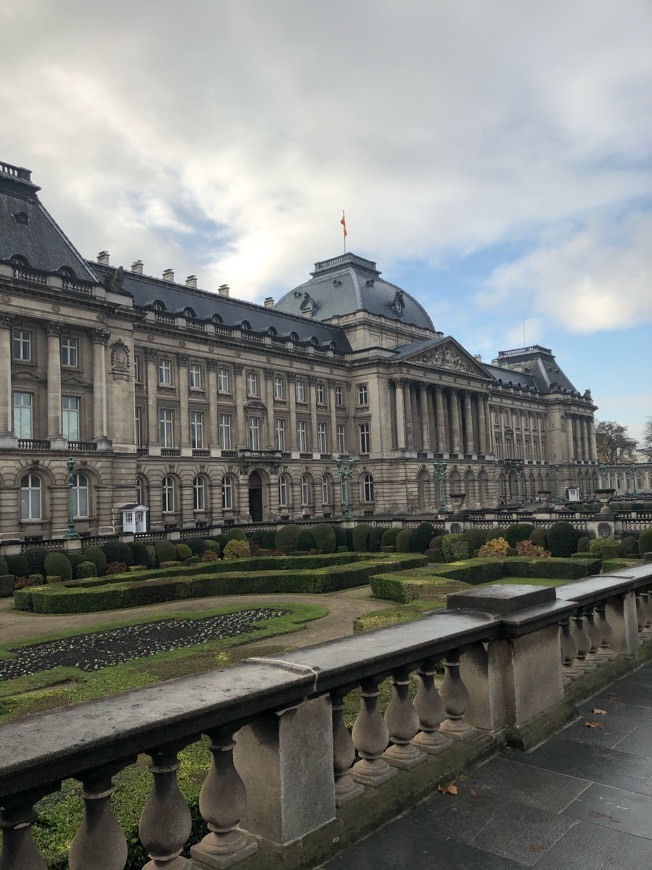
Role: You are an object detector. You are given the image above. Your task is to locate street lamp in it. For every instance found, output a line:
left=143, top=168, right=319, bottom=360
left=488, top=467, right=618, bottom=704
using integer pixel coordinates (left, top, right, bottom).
left=335, top=455, right=355, bottom=519
left=515, top=463, right=523, bottom=507
left=630, top=465, right=638, bottom=497
left=65, top=455, right=79, bottom=540
left=553, top=464, right=564, bottom=505
left=433, top=458, right=448, bottom=513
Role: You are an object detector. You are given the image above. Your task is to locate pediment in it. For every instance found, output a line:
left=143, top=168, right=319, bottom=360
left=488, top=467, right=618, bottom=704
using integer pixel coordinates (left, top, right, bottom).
left=61, top=373, right=92, bottom=388
left=244, top=399, right=267, bottom=411
left=401, top=339, right=490, bottom=379
left=11, top=369, right=46, bottom=386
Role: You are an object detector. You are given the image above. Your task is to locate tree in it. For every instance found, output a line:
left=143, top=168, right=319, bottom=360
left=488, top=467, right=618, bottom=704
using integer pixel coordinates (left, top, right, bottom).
left=595, top=420, right=637, bottom=464
left=641, top=418, right=652, bottom=461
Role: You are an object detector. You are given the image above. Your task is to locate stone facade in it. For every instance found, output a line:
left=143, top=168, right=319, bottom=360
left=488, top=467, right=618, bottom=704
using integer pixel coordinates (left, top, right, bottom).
left=0, top=160, right=600, bottom=541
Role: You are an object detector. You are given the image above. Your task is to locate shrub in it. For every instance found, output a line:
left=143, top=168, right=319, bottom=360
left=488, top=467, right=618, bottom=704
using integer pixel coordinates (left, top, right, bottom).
left=637, top=527, right=652, bottom=558
left=0, top=555, right=7, bottom=575
left=428, top=535, right=445, bottom=562
left=478, top=537, right=510, bottom=558
left=203, top=540, right=221, bottom=553
left=485, top=528, right=508, bottom=542
left=352, top=524, right=371, bottom=552
left=7, top=554, right=29, bottom=577
left=503, top=524, right=534, bottom=547
left=515, top=539, right=550, bottom=558
left=602, top=558, right=638, bottom=573
left=128, top=540, right=152, bottom=567
left=175, top=543, right=193, bottom=562
left=442, top=533, right=469, bottom=562
left=589, top=537, right=619, bottom=558
left=381, top=528, right=400, bottom=547
left=154, top=539, right=178, bottom=565
left=395, top=529, right=413, bottom=553
left=66, top=550, right=87, bottom=578
left=311, top=524, right=337, bottom=554
left=107, top=561, right=129, bottom=574
left=180, top=538, right=209, bottom=556
left=412, top=523, right=435, bottom=553
left=101, top=540, right=135, bottom=566
left=576, top=535, right=590, bottom=553
left=337, top=545, right=349, bottom=553
left=261, top=530, right=277, bottom=549
left=82, top=546, right=107, bottom=575
left=223, top=539, right=251, bottom=559
left=618, top=536, right=638, bottom=557
left=334, top=527, right=347, bottom=548
left=547, top=522, right=579, bottom=557
left=44, top=552, right=73, bottom=582
left=212, top=534, right=229, bottom=552
left=368, top=527, right=385, bottom=553
left=225, top=528, right=247, bottom=542
left=297, top=530, right=316, bottom=552
left=24, top=545, right=48, bottom=575
left=276, top=524, right=302, bottom=554
left=146, top=545, right=157, bottom=568
left=77, top=560, right=98, bottom=578
left=530, top=527, right=549, bottom=548
left=200, top=549, right=219, bottom=562
left=461, top=528, right=487, bottom=557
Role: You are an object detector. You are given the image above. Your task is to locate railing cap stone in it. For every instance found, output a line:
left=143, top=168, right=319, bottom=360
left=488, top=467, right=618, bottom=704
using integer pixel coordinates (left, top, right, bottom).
left=447, top=584, right=555, bottom=616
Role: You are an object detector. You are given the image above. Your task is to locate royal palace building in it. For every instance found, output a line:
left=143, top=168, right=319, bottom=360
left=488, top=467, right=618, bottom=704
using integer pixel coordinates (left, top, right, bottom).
left=0, top=160, right=600, bottom=541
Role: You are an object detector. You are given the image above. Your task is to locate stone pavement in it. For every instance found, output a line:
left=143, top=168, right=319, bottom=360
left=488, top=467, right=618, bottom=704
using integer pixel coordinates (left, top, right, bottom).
left=325, top=661, right=652, bottom=870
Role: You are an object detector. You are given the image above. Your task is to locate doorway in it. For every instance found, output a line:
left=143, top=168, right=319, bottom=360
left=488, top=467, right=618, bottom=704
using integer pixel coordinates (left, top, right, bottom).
left=248, top=471, right=263, bottom=521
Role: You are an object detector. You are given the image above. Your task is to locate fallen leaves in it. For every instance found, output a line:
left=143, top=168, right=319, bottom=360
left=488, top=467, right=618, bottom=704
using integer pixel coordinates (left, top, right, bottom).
left=592, top=708, right=607, bottom=715
left=438, top=783, right=458, bottom=795
left=529, top=844, right=546, bottom=853
left=469, top=788, right=477, bottom=797
left=584, top=721, right=605, bottom=728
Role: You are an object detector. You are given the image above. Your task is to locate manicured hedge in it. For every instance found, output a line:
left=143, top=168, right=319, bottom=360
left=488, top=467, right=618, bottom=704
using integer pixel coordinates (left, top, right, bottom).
left=370, top=575, right=447, bottom=603
left=602, top=558, right=640, bottom=574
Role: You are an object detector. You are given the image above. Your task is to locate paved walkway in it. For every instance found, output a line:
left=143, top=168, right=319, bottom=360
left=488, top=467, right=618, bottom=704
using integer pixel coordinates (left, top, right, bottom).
left=325, top=661, right=652, bottom=870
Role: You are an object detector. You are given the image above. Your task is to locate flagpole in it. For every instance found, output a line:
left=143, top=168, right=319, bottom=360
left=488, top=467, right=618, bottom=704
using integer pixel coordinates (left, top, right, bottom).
left=341, top=210, right=347, bottom=254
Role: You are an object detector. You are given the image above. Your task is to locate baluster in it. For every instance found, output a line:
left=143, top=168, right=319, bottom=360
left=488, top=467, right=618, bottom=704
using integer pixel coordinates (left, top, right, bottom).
left=189, top=727, right=257, bottom=868
left=635, top=592, right=646, bottom=636
left=69, top=763, right=130, bottom=870
left=584, top=606, right=603, bottom=663
left=559, top=617, right=579, bottom=677
left=412, top=658, right=452, bottom=753
left=351, top=677, right=398, bottom=787
left=331, top=688, right=364, bottom=806
left=641, top=589, right=652, bottom=636
left=0, top=790, right=51, bottom=870
left=439, top=648, right=474, bottom=740
left=571, top=610, right=595, bottom=671
left=384, top=667, right=425, bottom=769
left=595, top=602, right=616, bottom=658
left=139, top=743, right=192, bottom=870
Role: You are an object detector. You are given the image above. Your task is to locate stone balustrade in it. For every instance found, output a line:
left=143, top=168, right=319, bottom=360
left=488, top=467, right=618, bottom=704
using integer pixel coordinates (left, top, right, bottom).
left=1, top=566, right=651, bottom=870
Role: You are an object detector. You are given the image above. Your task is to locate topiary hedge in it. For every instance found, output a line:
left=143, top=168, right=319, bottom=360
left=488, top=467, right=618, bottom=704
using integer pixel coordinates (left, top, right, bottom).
left=77, top=560, right=98, bottom=578
left=638, top=527, right=652, bottom=558
left=547, top=522, right=579, bottom=557
left=311, top=524, right=337, bottom=554
left=530, top=527, right=549, bottom=548
left=441, top=533, right=469, bottom=562
left=461, top=528, right=487, bottom=556
left=83, top=546, right=107, bottom=575
left=225, top=528, right=247, bottom=542
left=175, top=543, right=193, bottom=562
left=395, top=529, right=413, bottom=553
left=297, top=530, right=316, bottom=552
left=352, top=523, right=371, bottom=552
left=412, top=523, right=435, bottom=553
left=7, top=554, right=28, bottom=578
left=381, top=528, right=400, bottom=548
left=503, top=523, right=534, bottom=547
left=44, top=552, right=72, bottom=582
left=101, top=540, right=134, bottom=567
left=24, top=545, right=48, bottom=575
left=276, top=524, right=302, bottom=554
left=368, top=526, right=385, bottom=553
left=154, top=539, right=177, bottom=565
left=128, top=540, right=152, bottom=567
left=180, top=538, right=208, bottom=556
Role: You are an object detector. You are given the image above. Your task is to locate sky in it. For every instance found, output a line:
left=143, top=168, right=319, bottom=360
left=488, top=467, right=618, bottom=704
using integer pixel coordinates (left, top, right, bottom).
left=1, top=0, right=650, bottom=439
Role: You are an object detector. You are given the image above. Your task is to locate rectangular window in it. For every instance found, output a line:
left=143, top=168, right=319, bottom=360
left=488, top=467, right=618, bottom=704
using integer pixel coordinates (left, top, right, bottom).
left=189, top=363, right=203, bottom=390
left=159, top=409, right=174, bottom=447
left=222, top=476, right=233, bottom=510
left=134, top=354, right=142, bottom=383
left=275, top=418, right=286, bottom=451
left=278, top=476, right=288, bottom=507
left=317, top=421, right=328, bottom=454
left=158, top=358, right=172, bottom=385
left=247, top=371, right=259, bottom=397
left=218, top=367, right=231, bottom=393
left=248, top=416, right=260, bottom=450
left=219, top=414, right=232, bottom=449
left=357, top=383, right=368, bottom=405
left=297, top=420, right=307, bottom=453
left=335, top=386, right=343, bottom=406
left=13, top=392, right=32, bottom=438
left=359, top=422, right=371, bottom=454
left=60, top=337, right=78, bottom=367
left=134, top=406, right=143, bottom=447
left=316, top=382, right=326, bottom=405
left=337, top=423, right=346, bottom=454
left=524, top=414, right=530, bottom=429
left=12, top=328, right=31, bottom=361
left=296, top=379, right=306, bottom=402
left=274, top=375, right=285, bottom=400
left=190, top=411, right=204, bottom=449
left=62, top=396, right=80, bottom=440
left=514, top=412, right=521, bottom=429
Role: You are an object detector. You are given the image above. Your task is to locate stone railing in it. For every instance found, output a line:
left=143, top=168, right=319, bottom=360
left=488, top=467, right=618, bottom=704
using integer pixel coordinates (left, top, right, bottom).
left=1, top=565, right=651, bottom=869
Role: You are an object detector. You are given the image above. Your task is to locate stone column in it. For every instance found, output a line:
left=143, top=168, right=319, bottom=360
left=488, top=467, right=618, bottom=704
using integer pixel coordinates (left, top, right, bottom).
left=308, top=376, right=318, bottom=453
left=234, top=364, right=245, bottom=448
left=589, top=418, right=598, bottom=461
left=146, top=351, right=158, bottom=446
left=435, top=386, right=446, bottom=452
left=287, top=373, right=297, bottom=451
left=207, top=361, right=219, bottom=449
left=606, top=593, right=640, bottom=654
left=449, top=389, right=461, bottom=454
left=403, top=381, right=413, bottom=449
left=419, top=383, right=430, bottom=451
left=477, top=394, right=487, bottom=454
left=264, top=368, right=275, bottom=449
left=463, top=391, right=475, bottom=454
left=583, top=418, right=591, bottom=461
left=91, top=330, right=109, bottom=440
left=177, top=354, right=190, bottom=449
left=565, top=415, right=574, bottom=460
left=394, top=379, right=406, bottom=449
left=0, top=316, right=13, bottom=436
left=328, top=379, right=338, bottom=455
left=46, top=324, right=62, bottom=438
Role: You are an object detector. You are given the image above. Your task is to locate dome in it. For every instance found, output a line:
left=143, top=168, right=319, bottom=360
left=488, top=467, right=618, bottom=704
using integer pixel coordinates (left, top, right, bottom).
left=275, top=253, right=435, bottom=331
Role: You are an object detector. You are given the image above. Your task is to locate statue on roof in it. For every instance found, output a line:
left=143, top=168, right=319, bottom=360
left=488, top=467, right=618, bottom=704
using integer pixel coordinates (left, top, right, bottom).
left=105, top=266, right=124, bottom=292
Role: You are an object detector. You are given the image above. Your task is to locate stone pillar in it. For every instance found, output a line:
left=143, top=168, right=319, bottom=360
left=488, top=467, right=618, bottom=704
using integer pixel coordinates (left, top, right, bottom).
left=435, top=386, right=446, bottom=452
left=403, top=381, right=413, bottom=449
left=46, top=325, right=62, bottom=438
left=264, top=368, right=275, bottom=449
left=463, top=391, right=475, bottom=454
left=589, top=418, right=598, bottom=461
left=309, top=377, right=318, bottom=453
left=91, top=330, right=109, bottom=440
left=394, top=380, right=406, bottom=449
left=328, top=380, right=338, bottom=455
left=234, top=364, right=245, bottom=448
left=565, top=415, right=574, bottom=460
left=606, top=592, right=640, bottom=654
left=177, top=355, right=190, bottom=449
left=450, top=389, right=461, bottom=454
left=207, top=361, right=218, bottom=449
left=146, top=351, right=158, bottom=447
left=287, top=374, right=298, bottom=451
left=477, top=395, right=487, bottom=454
left=0, top=316, right=13, bottom=436
left=419, top=383, right=430, bottom=451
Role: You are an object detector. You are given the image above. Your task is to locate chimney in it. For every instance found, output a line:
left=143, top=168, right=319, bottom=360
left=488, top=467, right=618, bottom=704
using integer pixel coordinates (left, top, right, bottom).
left=218, top=284, right=230, bottom=298
left=131, top=260, right=143, bottom=274
left=186, top=275, right=198, bottom=289
left=162, top=269, right=175, bottom=282
left=97, top=251, right=110, bottom=265
left=264, top=296, right=274, bottom=308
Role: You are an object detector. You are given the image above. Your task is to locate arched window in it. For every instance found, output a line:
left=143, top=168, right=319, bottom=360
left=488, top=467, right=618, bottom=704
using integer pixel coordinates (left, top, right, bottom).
left=183, top=307, right=196, bottom=319
left=362, top=473, right=374, bottom=503
left=321, top=474, right=330, bottom=505
left=152, top=300, right=166, bottom=311
left=301, top=475, right=311, bottom=506
left=211, top=313, right=223, bottom=325
left=10, top=254, right=29, bottom=268
left=240, top=320, right=251, bottom=331
left=289, top=331, right=299, bottom=342
left=58, top=265, right=76, bottom=279
left=193, top=475, right=206, bottom=511
left=222, top=476, right=234, bottom=510
left=20, top=473, right=41, bottom=520
left=278, top=474, right=289, bottom=508
left=162, top=476, right=175, bottom=513
left=73, top=473, right=89, bottom=518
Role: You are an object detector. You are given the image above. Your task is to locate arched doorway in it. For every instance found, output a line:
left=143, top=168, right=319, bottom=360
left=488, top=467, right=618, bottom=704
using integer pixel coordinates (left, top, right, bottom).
left=248, top=471, right=263, bottom=521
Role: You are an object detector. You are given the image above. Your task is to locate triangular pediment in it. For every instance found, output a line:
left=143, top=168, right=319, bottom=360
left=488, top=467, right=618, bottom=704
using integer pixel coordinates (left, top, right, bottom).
left=61, top=373, right=92, bottom=388
left=399, top=338, right=490, bottom=379
left=11, top=369, right=46, bottom=386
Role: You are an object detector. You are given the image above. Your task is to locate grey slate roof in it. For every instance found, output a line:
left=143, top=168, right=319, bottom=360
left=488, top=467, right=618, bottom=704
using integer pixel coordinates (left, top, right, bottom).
left=0, top=163, right=98, bottom=281
left=275, top=253, right=435, bottom=330
left=392, top=336, right=446, bottom=359
left=491, top=346, right=579, bottom=394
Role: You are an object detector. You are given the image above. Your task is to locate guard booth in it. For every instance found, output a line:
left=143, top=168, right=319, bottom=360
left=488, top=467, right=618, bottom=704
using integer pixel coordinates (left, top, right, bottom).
left=120, top=503, right=149, bottom=533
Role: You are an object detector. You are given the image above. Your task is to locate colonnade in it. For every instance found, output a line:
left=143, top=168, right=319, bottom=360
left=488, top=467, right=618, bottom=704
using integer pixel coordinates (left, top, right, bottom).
left=566, top=413, right=598, bottom=461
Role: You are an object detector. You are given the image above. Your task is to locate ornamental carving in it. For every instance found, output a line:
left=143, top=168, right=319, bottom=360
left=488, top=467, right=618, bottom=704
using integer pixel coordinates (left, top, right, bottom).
left=410, top=344, right=472, bottom=373
left=294, top=290, right=320, bottom=315
left=110, top=340, right=130, bottom=380
left=389, top=290, right=405, bottom=318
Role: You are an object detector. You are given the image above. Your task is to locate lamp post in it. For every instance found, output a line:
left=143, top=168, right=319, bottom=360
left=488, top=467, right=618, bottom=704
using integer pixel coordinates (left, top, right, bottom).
left=65, top=455, right=79, bottom=540
left=630, top=465, right=638, bottom=497
left=335, top=455, right=355, bottom=519
left=553, top=464, right=563, bottom=504
left=515, top=463, right=523, bottom=507
left=433, top=458, right=448, bottom=513
left=598, top=463, right=607, bottom=489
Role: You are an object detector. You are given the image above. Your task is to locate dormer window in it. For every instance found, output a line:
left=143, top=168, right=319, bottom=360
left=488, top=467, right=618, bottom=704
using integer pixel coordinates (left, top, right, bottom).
left=58, top=266, right=76, bottom=279
left=183, top=307, right=195, bottom=319
left=9, top=254, right=29, bottom=268
left=240, top=320, right=251, bottom=331
left=211, top=313, right=223, bottom=325
left=152, top=301, right=165, bottom=312
left=13, top=212, right=29, bottom=226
